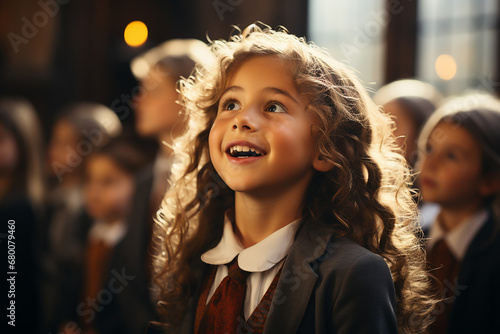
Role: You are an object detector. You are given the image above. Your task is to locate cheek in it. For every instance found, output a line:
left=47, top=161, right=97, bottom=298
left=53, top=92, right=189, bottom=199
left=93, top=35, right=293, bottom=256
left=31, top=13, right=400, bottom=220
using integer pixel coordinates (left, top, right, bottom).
left=270, top=122, right=313, bottom=159
left=209, top=120, right=224, bottom=158
left=48, top=142, right=66, bottom=165
left=84, top=186, right=105, bottom=216
left=441, top=168, right=478, bottom=191
left=441, top=174, right=461, bottom=191
left=145, top=98, right=167, bottom=118
left=0, top=138, right=19, bottom=170
left=50, top=139, right=79, bottom=166
left=120, top=180, right=134, bottom=203
left=83, top=186, right=94, bottom=205
left=84, top=181, right=99, bottom=199
left=139, top=94, right=177, bottom=119
left=109, top=180, right=134, bottom=208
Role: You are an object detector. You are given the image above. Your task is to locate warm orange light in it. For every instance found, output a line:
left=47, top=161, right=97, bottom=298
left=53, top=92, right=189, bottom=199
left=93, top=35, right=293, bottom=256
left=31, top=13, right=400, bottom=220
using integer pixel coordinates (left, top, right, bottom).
left=124, top=21, right=148, bottom=47
left=435, top=54, right=457, bottom=80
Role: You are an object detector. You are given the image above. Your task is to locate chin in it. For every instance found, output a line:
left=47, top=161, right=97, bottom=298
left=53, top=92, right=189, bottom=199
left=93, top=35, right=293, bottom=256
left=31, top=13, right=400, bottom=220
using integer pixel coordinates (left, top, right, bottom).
left=225, top=183, right=248, bottom=192
left=224, top=181, right=255, bottom=193
left=136, top=123, right=155, bottom=136
left=229, top=183, right=271, bottom=196
left=87, top=207, right=103, bottom=219
left=421, top=195, right=439, bottom=204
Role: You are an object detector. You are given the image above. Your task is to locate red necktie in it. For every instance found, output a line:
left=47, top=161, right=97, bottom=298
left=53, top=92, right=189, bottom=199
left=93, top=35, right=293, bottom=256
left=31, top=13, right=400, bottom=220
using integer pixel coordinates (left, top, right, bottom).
left=196, top=256, right=251, bottom=334
left=426, top=238, right=461, bottom=334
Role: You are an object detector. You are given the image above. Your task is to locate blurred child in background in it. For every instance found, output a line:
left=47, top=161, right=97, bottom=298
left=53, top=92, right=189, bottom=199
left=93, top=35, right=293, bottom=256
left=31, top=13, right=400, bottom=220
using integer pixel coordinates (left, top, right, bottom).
left=70, top=138, right=144, bottom=333
left=101, top=39, right=215, bottom=334
left=374, top=79, right=441, bottom=169
left=0, top=98, right=44, bottom=212
left=374, top=79, right=442, bottom=227
left=418, top=93, right=500, bottom=334
left=0, top=97, right=44, bottom=333
left=41, top=102, right=121, bottom=333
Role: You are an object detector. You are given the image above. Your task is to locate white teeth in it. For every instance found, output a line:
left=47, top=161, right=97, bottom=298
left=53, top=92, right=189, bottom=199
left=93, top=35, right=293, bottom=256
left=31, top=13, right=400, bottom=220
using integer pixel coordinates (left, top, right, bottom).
left=229, top=145, right=263, bottom=155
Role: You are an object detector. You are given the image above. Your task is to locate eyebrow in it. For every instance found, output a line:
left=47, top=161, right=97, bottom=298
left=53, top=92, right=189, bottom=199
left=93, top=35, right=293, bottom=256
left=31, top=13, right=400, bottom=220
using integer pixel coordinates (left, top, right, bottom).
left=435, top=142, right=471, bottom=156
left=222, top=86, right=300, bottom=105
left=448, top=143, right=472, bottom=154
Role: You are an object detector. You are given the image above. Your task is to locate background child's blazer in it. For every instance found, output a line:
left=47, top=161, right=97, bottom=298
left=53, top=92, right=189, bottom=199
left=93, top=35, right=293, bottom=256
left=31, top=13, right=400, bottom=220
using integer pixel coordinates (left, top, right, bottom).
left=164, top=217, right=399, bottom=334
left=423, top=211, right=500, bottom=334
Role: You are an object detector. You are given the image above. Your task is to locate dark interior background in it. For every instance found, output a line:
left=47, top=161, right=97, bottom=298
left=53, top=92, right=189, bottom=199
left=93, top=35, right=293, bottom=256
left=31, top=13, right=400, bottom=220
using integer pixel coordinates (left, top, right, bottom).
left=1, top=0, right=498, bottom=141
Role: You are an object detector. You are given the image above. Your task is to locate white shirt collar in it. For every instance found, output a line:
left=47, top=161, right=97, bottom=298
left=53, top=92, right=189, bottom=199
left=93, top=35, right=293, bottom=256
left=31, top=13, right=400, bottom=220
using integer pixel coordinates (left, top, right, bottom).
left=201, top=212, right=301, bottom=272
left=427, top=208, right=489, bottom=260
left=88, top=220, right=127, bottom=247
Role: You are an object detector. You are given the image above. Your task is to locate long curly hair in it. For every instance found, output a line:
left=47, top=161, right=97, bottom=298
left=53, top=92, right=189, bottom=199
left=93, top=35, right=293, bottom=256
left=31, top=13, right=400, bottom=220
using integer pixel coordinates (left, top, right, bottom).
left=153, top=24, right=436, bottom=333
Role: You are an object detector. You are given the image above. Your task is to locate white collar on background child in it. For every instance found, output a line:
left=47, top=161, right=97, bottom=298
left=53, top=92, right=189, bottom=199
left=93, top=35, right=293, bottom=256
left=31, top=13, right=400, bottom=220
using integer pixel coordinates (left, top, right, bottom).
left=426, top=208, right=489, bottom=261
left=201, top=211, right=301, bottom=272
left=88, top=220, right=127, bottom=247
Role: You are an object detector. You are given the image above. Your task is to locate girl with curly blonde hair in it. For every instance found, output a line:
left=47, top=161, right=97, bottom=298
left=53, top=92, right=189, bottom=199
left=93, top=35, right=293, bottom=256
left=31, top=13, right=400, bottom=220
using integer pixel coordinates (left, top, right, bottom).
left=152, top=24, right=435, bottom=333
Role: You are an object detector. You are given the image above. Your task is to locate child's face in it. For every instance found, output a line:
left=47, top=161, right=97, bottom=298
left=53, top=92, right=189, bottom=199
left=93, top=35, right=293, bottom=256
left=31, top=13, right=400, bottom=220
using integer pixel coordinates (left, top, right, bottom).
left=84, top=155, right=134, bottom=222
left=209, top=56, right=318, bottom=196
left=134, top=67, right=185, bottom=139
left=384, top=101, right=418, bottom=165
left=0, top=123, right=19, bottom=174
left=419, top=121, right=485, bottom=207
left=47, top=120, right=79, bottom=175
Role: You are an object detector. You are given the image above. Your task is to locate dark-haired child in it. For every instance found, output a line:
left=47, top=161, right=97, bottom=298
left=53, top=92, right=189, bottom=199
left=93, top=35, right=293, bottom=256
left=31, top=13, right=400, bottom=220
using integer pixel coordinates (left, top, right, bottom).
left=419, top=93, right=500, bottom=334
left=55, top=139, right=145, bottom=333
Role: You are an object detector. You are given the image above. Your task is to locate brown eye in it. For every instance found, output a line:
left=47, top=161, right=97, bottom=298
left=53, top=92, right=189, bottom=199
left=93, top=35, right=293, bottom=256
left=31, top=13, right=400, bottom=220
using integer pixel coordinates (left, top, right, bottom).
left=425, top=143, right=433, bottom=155
left=227, top=102, right=241, bottom=110
left=265, top=102, right=286, bottom=113
left=446, top=151, right=458, bottom=161
left=221, top=99, right=241, bottom=111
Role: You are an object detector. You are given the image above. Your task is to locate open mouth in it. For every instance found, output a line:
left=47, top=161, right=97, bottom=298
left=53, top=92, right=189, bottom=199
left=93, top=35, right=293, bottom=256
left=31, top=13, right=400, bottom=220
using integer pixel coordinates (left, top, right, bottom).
left=227, top=145, right=267, bottom=158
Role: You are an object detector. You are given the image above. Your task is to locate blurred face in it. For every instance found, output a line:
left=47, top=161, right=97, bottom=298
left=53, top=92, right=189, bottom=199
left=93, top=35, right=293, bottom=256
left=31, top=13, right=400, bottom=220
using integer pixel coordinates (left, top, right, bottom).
left=209, top=56, right=317, bottom=197
left=47, top=120, right=79, bottom=175
left=134, top=66, right=186, bottom=140
left=84, top=155, right=134, bottom=222
left=419, top=121, right=485, bottom=208
left=0, top=123, right=19, bottom=174
left=384, top=100, right=417, bottom=165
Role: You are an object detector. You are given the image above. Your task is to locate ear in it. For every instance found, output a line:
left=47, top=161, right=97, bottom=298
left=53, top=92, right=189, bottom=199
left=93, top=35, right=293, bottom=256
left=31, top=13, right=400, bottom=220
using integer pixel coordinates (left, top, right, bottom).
left=312, top=154, right=335, bottom=172
left=479, top=172, right=500, bottom=197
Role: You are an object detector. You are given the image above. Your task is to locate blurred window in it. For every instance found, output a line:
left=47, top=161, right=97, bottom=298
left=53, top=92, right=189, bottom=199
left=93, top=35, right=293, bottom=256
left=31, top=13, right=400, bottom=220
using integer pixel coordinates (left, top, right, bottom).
left=308, top=0, right=386, bottom=91
left=417, top=0, right=499, bottom=95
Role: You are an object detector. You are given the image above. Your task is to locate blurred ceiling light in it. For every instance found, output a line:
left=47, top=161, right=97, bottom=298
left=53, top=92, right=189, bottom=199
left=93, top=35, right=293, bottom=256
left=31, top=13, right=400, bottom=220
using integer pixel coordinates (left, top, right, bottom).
left=435, top=54, right=457, bottom=80
left=124, top=21, right=148, bottom=47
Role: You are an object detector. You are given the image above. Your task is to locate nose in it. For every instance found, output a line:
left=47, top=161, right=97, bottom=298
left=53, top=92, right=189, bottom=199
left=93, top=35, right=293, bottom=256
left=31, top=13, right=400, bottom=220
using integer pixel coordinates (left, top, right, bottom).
left=232, top=107, right=259, bottom=132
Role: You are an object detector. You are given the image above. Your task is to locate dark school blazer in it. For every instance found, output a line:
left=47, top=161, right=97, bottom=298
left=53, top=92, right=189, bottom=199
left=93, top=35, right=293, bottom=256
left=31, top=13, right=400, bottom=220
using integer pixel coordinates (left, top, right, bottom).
left=99, top=164, right=158, bottom=334
left=157, top=218, right=398, bottom=334
left=425, top=211, right=500, bottom=334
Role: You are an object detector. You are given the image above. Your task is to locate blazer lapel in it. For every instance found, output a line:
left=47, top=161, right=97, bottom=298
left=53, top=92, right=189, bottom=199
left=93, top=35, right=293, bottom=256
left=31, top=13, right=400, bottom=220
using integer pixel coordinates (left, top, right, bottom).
left=458, top=213, right=495, bottom=286
left=179, top=259, right=210, bottom=333
left=263, top=220, right=334, bottom=334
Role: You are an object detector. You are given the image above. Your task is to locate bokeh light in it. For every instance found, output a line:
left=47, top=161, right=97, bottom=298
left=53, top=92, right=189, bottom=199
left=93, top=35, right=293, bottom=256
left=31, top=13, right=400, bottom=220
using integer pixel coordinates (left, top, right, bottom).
left=435, top=54, right=457, bottom=80
left=124, top=21, right=148, bottom=47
